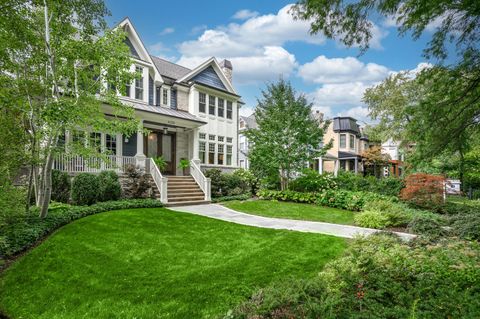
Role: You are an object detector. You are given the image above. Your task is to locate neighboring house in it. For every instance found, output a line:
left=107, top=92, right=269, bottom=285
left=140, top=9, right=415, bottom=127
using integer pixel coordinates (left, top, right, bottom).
left=53, top=18, right=242, bottom=205
left=381, top=138, right=405, bottom=177
left=238, top=114, right=257, bottom=169
left=315, top=116, right=369, bottom=175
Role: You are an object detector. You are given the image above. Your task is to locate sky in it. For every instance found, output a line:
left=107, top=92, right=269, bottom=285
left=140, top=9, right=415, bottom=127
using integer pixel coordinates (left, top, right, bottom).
left=105, top=0, right=438, bottom=124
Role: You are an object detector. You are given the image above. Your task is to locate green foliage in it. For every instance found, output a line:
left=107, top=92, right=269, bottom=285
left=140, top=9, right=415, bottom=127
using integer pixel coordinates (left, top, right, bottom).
left=247, top=79, right=330, bottom=190
left=257, top=189, right=396, bottom=212
left=71, top=173, right=100, bottom=206
left=233, top=169, right=259, bottom=194
left=178, top=158, right=190, bottom=169
left=289, top=169, right=337, bottom=192
left=204, top=169, right=250, bottom=198
left=407, top=214, right=447, bottom=239
left=450, top=213, right=480, bottom=241
left=355, top=200, right=413, bottom=229
left=335, top=170, right=404, bottom=196
left=211, top=194, right=252, bottom=203
left=51, top=170, right=71, bottom=203
left=227, top=234, right=480, bottom=318
left=123, top=164, right=151, bottom=199
left=0, top=199, right=163, bottom=259
left=98, top=171, right=122, bottom=202
left=154, top=156, right=168, bottom=172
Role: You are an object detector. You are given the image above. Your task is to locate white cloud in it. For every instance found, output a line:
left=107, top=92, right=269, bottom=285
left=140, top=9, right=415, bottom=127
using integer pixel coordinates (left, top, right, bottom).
left=338, top=106, right=370, bottom=123
left=159, top=27, right=175, bottom=35
left=298, top=55, right=391, bottom=84
left=232, top=9, right=259, bottom=20
left=147, top=42, right=176, bottom=61
left=190, top=24, right=207, bottom=35
left=310, top=82, right=372, bottom=107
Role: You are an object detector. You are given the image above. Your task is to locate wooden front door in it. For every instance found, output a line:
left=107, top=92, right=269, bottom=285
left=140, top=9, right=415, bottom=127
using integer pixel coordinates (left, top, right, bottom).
left=145, top=131, right=176, bottom=175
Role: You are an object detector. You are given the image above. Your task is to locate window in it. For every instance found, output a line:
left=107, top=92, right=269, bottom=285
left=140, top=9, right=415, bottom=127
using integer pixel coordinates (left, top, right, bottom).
left=199, top=133, right=206, bottom=140
left=124, top=83, right=130, bottom=97
left=240, top=142, right=245, bottom=150
left=339, top=134, right=346, bottom=148
left=239, top=120, right=245, bottom=128
left=135, top=66, right=143, bottom=100
left=227, top=137, right=233, bottom=143
left=89, top=132, right=102, bottom=153
left=162, top=88, right=168, bottom=105
left=155, top=87, right=160, bottom=105
left=226, top=145, right=232, bottom=165
left=217, top=144, right=224, bottom=165
left=199, top=141, right=206, bottom=164
left=209, top=95, right=216, bottom=115
left=349, top=135, right=355, bottom=149
left=199, top=92, right=206, bottom=113
left=208, top=143, right=215, bottom=164
left=218, top=136, right=224, bottom=142
left=218, top=98, right=225, bottom=117
left=209, top=134, right=216, bottom=141
left=72, top=130, right=85, bottom=145
left=106, top=134, right=117, bottom=155
left=226, top=101, right=232, bottom=119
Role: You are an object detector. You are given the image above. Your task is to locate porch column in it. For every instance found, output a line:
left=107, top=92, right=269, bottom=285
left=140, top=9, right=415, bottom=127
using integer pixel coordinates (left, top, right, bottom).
left=192, top=128, right=199, bottom=161
left=334, top=160, right=339, bottom=177
left=100, top=133, right=106, bottom=171
left=135, top=120, right=146, bottom=169
left=319, top=157, right=323, bottom=174
left=355, top=157, right=358, bottom=174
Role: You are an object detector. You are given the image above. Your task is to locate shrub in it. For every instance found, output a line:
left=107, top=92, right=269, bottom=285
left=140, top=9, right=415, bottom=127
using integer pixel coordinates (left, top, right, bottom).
left=123, top=164, right=151, bottom=199
left=233, top=169, right=259, bottom=194
left=257, top=189, right=396, bottom=212
left=226, top=234, right=480, bottom=319
left=71, top=173, right=100, bottom=205
left=407, top=214, right=447, bottom=238
left=449, top=213, right=480, bottom=241
left=204, top=169, right=250, bottom=197
left=400, top=173, right=445, bottom=209
left=211, top=194, right=251, bottom=203
left=98, top=171, right=122, bottom=202
left=289, top=169, right=337, bottom=192
left=0, top=199, right=164, bottom=259
left=355, top=200, right=413, bottom=229
left=51, top=170, right=71, bottom=203
left=204, top=169, right=226, bottom=197
left=335, top=170, right=404, bottom=196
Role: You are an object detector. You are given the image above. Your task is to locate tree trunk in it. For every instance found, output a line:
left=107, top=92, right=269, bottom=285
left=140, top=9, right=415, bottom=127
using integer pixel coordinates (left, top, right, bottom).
left=39, top=153, right=54, bottom=218
left=459, top=147, right=465, bottom=193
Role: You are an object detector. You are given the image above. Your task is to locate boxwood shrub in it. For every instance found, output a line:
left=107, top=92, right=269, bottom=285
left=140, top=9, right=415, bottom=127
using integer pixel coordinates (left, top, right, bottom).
left=71, top=173, right=100, bottom=205
left=257, top=189, right=396, bottom=211
left=98, top=170, right=122, bottom=202
left=51, top=170, right=71, bottom=203
left=0, top=199, right=164, bottom=260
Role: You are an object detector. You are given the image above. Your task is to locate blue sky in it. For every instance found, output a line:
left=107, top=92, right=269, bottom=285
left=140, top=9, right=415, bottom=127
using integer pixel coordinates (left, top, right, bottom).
left=105, top=0, right=437, bottom=123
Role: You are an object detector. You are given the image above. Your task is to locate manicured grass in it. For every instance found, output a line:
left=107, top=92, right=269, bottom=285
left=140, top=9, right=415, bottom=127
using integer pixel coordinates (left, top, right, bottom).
left=223, top=200, right=356, bottom=225
left=0, top=208, right=347, bottom=319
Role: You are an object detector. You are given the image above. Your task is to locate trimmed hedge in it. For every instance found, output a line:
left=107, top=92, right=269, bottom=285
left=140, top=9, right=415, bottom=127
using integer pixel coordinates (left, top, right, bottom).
left=51, top=170, right=71, bottom=203
left=98, top=171, right=122, bottom=202
left=0, top=199, right=164, bottom=260
left=257, top=189, right=396, bottom=211
left=211, top=193, right=251, bottom=203
left=71, top=173, right=100, bottom=205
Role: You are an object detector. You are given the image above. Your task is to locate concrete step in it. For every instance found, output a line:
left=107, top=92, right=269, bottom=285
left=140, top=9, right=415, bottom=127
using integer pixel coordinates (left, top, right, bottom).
left=167, top=195, right=205, bottom=202
left=168, top=189, right=203, bottom=194
left=165, top=200, right=211, bottom=207
left=168, top=193, right=204, bottom=199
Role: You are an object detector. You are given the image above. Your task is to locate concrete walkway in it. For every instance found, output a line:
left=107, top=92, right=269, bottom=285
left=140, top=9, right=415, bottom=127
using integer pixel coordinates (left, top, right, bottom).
left=169, top=204, right=416, bottom=240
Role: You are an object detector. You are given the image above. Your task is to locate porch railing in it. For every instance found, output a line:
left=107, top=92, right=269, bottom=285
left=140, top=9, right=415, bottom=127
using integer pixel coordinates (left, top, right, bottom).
left=147, top=158, right=168, bottom=204
left=53, top=155, right=136, bottom=173
left=190, top=159, right=211, bottom=201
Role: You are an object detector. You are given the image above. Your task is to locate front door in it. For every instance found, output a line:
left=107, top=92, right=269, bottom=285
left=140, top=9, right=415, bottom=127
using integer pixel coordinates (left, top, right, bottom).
left=145, top=131, right=176, bottom=175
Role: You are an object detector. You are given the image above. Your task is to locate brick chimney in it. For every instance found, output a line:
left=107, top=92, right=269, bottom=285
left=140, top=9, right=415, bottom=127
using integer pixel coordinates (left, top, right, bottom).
left=220, top=59, right=233, bottom=84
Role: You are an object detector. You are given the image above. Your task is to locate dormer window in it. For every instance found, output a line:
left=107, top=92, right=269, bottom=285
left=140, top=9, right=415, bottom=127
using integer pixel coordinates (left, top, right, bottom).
left=135, top=66, right=143, bottom=100
left=162, top=88, right=168, bottom=105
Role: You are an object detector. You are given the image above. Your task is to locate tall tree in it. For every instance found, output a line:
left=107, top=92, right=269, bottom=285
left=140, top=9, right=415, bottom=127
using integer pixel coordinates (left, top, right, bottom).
left=1, top=0, right=139, bottom=217
left=247, top=79, right=330, bottom=190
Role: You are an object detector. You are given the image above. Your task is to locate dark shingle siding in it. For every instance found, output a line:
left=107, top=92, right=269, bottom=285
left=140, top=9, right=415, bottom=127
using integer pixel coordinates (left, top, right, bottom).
left=124, top=37, right=140, bottom=59
left=192, top=66, right=227, bottom=91
left=333, top=117, right=361, bottom=135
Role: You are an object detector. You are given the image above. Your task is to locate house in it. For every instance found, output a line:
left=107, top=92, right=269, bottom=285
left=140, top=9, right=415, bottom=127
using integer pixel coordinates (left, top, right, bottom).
left=315, top=116, right=369, bottom=175
left=238, top=114, right=257, bottom=169
left=53, top=18, right=242, bottom=205
left=381, top=138, right=405, bottom=177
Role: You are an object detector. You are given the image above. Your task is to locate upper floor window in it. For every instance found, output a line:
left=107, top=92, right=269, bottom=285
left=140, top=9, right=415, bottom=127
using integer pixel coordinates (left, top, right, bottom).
left=209, top=95, right=216, bottom=115
left=226, top=101, right=233, bottom=119
left=209, top=134, right=216, bottom=141
left=162, top=88, right=168, bottom=105
left=199, top=92, right=206, bottom=113
left=199, top=133, right=206, bottom=140
left=349, top=135, right=355, bottom=149
left=218, top=98, right=225, bottom=117
left=339, top=134, right=346, bottom=148
left=135, top=66, right=143, bottom=100
left=226, top=137, right=233, bottom=143
left=218, top=136, right=224, bottom=142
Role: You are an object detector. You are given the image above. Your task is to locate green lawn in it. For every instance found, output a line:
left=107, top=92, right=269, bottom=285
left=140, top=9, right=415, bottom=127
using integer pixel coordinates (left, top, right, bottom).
left=223, top=200, right=356, bottom=225
left=0, top=208, right=347, bottom=319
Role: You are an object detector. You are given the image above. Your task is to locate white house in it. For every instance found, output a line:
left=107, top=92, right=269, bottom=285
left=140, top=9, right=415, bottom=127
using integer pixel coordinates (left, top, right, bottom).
left=238, top=114, right=257, bottom=169
left=54, top=18, right=242, bottom=205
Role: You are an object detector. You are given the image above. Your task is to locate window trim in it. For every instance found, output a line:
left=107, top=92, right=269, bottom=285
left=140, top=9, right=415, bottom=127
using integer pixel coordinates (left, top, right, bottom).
left=218, top=98, right=225, bottom=117
left=135, top=66, right=144, bottom=100
left=339, top=134, right=347, bottom=149
left=199, top=92, right=206, bottom=113
left=208, top=95, right=216, bottom=116
left=349, top=134, right=355, bottom=150
left=226, top=101, right=233, bottom=119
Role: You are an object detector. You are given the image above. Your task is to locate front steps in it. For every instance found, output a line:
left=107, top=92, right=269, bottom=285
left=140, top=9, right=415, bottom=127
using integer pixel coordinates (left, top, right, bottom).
left=165, top=176, right=210, bottom=206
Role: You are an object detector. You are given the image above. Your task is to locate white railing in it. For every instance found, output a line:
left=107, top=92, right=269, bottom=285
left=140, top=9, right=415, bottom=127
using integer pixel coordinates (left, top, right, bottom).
left=53, top=155, right=136, bottom=173
left=190, top=159, right=211, bottom=201
left=147, top=158, right=168, bottom=204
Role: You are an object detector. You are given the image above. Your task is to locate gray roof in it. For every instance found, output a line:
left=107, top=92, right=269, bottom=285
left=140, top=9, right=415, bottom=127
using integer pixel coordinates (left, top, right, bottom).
left=240, top=114, right=257, bottom=129
left=333, top=117, right=361, bottom=136
left=150, top=55, right=191, bottom=80
left=125, top=99, right=206, bottom=124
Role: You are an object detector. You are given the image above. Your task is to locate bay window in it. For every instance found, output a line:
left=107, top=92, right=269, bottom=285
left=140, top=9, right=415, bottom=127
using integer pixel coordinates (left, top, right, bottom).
left=217, top=144, right=224, bottom=165
left=339, top=134, right=346, bottom=148
left=208, top=143, right=215, bottom=164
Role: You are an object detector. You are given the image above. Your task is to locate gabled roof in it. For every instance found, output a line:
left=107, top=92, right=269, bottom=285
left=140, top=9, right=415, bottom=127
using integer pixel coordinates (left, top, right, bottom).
left=176, top=57, right=237, bottom=95
left=240, top=114, right=258, bottom=129
left=150, top=55, right=191, bottom=80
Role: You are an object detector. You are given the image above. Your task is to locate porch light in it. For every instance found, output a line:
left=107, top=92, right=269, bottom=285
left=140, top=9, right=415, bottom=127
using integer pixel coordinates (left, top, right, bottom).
left=163, top=127, right=168, bottom=135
